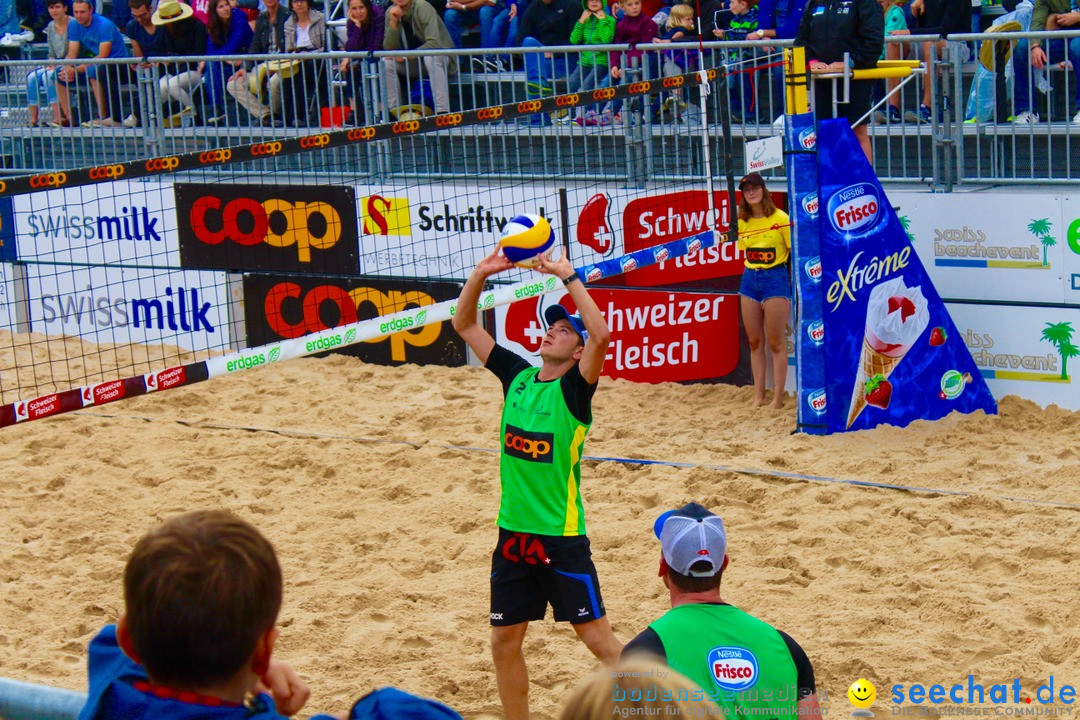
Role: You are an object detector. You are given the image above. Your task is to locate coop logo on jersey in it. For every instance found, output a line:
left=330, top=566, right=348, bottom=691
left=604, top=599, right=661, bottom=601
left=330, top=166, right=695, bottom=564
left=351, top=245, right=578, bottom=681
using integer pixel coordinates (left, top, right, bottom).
left=798, top=127, right=816, bottom=150
left=807, top=319, right=824, bottom=345
left=361, top=194, right=411, bottom=236
left=801, top=192, right=819, bottom=218
left=503, top=423, right=554, bottom=463
left=804, top=256, right=822, bottom=282
left=707, top=647, right=759, bottom=691
left=828, top=183, right=881, bottom=235
left=808, top=388, right=827, bottom=414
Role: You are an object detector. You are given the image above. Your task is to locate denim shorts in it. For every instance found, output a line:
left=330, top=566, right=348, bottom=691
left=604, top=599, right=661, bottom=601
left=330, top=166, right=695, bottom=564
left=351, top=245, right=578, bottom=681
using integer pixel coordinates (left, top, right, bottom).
left=739, top=264, right=791, bottom=302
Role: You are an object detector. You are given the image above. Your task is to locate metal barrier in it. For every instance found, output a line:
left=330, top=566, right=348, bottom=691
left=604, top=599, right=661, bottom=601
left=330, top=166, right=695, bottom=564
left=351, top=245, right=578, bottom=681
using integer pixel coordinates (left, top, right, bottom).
left=1, top=33, right=1078, bottom=187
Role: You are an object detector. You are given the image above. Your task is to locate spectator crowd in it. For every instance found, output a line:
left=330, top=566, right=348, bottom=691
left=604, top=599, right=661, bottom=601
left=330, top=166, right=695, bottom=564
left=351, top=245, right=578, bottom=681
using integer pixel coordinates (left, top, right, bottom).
left=2, top=0, right=1079, bottom=130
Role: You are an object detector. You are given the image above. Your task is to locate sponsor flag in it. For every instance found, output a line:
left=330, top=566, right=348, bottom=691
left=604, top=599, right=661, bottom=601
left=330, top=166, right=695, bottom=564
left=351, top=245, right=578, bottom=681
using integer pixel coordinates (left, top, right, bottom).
left=811, top=119, right=996, bottom=432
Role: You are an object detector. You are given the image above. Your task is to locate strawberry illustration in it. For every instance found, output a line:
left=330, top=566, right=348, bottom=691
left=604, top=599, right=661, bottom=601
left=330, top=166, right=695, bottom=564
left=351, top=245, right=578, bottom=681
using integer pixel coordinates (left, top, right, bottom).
left=929, top=326, right=947, bottom=346
left=864, top=374, right=893, bottom=410
left=887, top=295, right=917, bottom=321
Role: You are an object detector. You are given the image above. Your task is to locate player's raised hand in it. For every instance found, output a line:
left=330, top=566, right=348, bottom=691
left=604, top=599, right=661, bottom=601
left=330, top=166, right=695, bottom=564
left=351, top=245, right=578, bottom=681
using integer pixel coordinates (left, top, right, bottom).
left=477, top=245, right=515, bottom=277
left=535, top=251, right=574, bottom=279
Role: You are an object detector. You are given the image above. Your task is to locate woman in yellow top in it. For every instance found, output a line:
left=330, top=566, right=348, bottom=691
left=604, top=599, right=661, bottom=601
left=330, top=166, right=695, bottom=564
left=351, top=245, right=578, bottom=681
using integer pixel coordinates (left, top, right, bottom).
left=736, top=173, right=791, bottom=409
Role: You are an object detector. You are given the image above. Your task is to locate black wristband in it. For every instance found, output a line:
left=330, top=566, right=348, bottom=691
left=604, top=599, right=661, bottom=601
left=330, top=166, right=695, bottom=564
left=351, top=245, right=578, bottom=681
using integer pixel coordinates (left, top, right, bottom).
left=562, top=271, right=581, bottom=286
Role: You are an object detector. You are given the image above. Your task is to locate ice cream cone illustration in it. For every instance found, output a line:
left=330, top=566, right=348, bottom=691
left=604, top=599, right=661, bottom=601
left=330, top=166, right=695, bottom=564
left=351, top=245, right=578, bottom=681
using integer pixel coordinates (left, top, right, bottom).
left=847, top=278, right=930, bottom=428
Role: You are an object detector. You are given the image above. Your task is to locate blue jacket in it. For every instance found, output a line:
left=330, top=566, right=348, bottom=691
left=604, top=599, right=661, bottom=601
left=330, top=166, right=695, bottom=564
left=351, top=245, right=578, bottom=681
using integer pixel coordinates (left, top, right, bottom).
left=208, top=7, right=255, bottom=54
left=78, top=626, right=462, bottom=720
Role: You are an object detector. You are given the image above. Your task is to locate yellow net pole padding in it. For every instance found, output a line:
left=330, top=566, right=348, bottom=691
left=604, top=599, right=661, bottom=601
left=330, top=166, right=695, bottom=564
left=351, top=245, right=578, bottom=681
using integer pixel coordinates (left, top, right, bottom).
left=784, top=46, right=810, bottom=116
left=876, top=59, right=922, bottom=68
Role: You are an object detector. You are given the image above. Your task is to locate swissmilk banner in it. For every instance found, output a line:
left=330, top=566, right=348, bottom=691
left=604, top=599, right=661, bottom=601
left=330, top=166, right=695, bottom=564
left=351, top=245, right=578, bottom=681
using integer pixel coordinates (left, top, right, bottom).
left=812, top=119, right=997, bottom=432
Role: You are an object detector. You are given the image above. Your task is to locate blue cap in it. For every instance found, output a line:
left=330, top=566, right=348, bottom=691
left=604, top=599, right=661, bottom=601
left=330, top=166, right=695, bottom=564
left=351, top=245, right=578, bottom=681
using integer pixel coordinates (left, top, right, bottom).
left=653, top=502, right=727, bottom=578
left=544, top=304, right=589, bottom=342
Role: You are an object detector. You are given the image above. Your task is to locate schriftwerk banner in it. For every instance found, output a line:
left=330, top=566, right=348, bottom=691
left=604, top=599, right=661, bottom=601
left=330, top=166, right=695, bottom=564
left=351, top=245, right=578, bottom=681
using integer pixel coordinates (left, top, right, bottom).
left=815, top=119, right=996, bottom=432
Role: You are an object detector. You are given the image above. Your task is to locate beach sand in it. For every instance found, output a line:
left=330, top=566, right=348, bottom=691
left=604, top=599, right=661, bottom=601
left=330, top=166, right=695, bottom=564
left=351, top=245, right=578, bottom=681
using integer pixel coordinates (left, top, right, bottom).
left=1, top=353, right=1078, bottom=718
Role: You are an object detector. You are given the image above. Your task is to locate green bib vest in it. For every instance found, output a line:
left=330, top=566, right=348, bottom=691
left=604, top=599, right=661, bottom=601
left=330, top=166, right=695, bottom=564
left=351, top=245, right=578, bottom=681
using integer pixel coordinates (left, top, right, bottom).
left=651, top=604, right=801, bottom=718
left=498, top=366, right=590, bottom=536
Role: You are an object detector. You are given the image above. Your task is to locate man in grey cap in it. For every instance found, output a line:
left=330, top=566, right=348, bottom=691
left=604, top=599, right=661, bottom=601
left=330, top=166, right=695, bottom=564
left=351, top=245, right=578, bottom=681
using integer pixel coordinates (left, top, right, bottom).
left=453, top=247, right=621, bottom=720
left=624, top=503, right=820, bottom=717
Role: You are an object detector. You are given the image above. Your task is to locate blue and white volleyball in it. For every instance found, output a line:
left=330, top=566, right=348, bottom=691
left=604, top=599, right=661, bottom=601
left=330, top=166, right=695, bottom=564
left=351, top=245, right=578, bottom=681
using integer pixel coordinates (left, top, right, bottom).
left=499, top=214, right=555, bottom=268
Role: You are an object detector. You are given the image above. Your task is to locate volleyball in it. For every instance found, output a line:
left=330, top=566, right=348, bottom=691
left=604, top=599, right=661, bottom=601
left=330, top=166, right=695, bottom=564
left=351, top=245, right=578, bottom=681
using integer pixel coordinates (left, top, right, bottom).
left=499, top=214, right=555, bottom=268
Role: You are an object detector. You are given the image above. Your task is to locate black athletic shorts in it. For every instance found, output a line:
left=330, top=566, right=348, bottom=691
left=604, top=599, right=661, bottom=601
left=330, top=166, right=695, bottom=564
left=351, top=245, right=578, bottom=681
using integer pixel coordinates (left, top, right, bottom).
left=490, top=528, right=607, bottom=626
left=814, top=78, right=874, bottom=127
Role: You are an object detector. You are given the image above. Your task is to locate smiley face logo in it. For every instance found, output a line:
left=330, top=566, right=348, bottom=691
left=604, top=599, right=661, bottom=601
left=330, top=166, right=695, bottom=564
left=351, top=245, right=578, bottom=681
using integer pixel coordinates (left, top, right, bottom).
left=848, top=678, right=876, bottom=717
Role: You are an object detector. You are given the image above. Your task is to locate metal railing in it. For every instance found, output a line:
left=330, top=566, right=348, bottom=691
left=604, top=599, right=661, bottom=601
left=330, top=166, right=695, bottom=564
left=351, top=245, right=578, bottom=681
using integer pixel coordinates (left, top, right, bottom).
left=1, top=32, right=1078, bottom=188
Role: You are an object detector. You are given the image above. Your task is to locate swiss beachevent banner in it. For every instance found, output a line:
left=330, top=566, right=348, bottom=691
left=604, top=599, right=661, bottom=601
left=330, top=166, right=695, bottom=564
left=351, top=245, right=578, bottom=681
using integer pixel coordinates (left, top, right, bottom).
left=812, top=119, right=997, bottom=433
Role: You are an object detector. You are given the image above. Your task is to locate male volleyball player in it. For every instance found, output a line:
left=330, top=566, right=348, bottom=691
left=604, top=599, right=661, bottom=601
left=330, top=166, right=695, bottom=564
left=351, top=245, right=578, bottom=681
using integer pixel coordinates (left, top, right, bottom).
left=452, top=248, right=623, bottom=720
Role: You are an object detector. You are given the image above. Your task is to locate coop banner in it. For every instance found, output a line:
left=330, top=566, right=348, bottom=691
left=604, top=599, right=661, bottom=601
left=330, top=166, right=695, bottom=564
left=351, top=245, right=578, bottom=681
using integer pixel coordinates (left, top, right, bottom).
left=176, top=184, right=360, bottom=276
left=494, top=288, right=746, bottom=384
left=815, top=119, right=996, bottom=433
left=243, top=273, right=467, bottom=367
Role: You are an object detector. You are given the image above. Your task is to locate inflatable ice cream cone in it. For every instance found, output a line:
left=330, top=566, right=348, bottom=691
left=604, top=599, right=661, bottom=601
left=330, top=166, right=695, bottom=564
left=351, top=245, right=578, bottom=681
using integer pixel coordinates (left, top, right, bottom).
left=845, top=278, right=930, bottom=429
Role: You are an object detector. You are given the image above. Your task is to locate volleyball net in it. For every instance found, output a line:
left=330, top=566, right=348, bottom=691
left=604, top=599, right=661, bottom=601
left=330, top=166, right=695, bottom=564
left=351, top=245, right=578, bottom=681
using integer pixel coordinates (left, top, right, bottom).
left=0, top=60, right=754, bottom=427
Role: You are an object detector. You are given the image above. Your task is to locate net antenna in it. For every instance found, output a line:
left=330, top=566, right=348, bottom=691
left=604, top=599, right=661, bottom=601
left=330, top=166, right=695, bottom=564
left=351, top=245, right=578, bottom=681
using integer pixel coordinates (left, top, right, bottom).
left=693, top=0, right=739, bottom=248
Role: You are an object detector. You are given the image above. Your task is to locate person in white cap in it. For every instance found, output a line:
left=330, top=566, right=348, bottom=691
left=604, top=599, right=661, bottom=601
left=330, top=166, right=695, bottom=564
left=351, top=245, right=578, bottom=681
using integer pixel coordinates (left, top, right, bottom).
left=624, top=503, right=820, bottom=718
left=453, top=248, right=621, bottom=720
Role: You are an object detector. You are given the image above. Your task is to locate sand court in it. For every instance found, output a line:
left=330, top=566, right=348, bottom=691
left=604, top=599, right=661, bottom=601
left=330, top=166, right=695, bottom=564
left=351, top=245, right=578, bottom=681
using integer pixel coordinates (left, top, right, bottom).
left=1, top=354, right=1078, bottom=718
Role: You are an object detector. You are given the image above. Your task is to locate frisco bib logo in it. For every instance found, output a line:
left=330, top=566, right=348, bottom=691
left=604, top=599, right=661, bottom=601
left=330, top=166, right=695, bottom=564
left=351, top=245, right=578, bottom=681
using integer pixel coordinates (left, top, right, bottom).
left=808, top=388, right=827, bottom=415
left=807, top=319, right=825, bottom=345
left=707, top=647, right=759, bottom=691
left=802, top=193, right=819, bottom=218
left=804, top=256, right=822, bottom=282
left=798, top=127, right=816, bottom=150
left=828, top=183, right=881, bottom=235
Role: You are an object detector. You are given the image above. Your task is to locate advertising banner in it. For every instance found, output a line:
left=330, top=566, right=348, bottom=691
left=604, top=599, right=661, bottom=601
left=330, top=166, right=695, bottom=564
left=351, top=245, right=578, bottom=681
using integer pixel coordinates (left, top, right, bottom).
left=898, top=191, right=1065, bottom=304
left=13, top=181, right=179, bottom=266
left=243, top=273, right=467, bottom=367
left=355, top=184, right=560, bottom=281
left=1063, top=194, right=1080, bottom=305
left=0, top=196, right=14, bottom=262
left=495, top=287, right=746, bottom=384
left=176, top=183, right=360, bottom=275
left=815, top=119, right=996, bottom=432
left=566, top=187, right=785, bottom=292
left=353, top=182, right=783, bottom=290
left=948, top=302, right=1078, bottom=410
left=0, top=263, right=16, bottom=331
left=787, top=111, right=827, bottom=434
left=25, top=265, right=230, bottom=353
